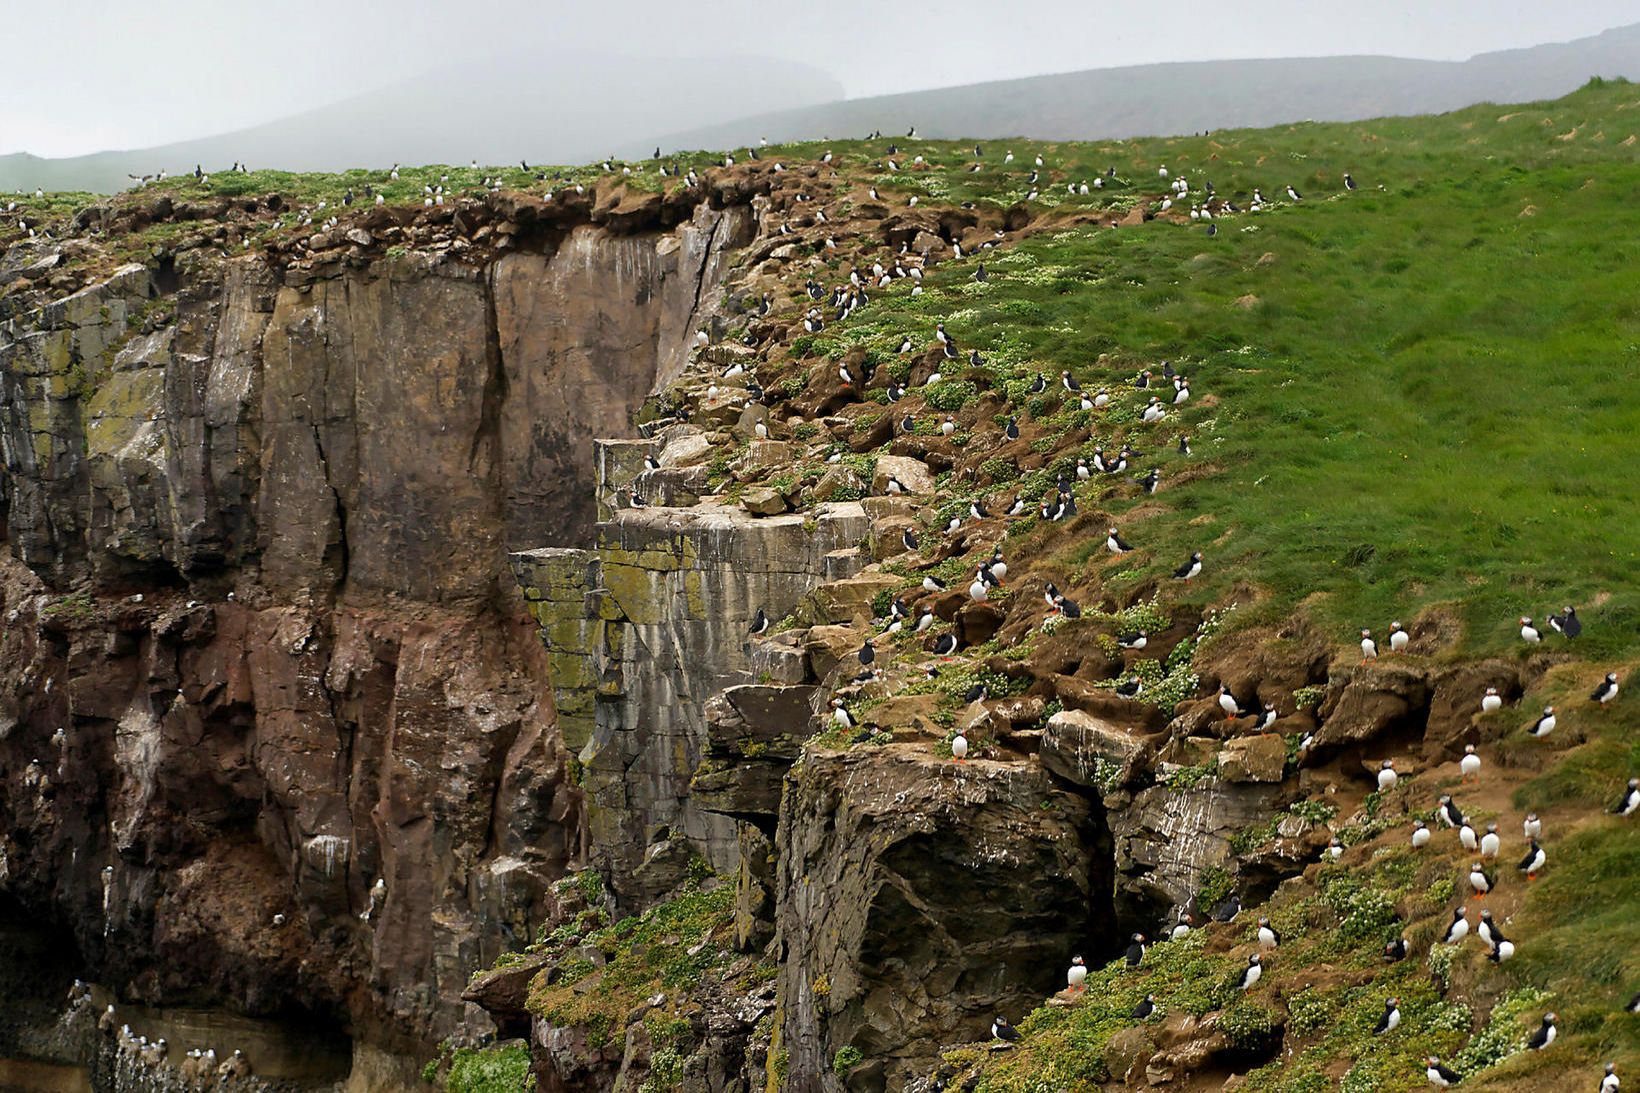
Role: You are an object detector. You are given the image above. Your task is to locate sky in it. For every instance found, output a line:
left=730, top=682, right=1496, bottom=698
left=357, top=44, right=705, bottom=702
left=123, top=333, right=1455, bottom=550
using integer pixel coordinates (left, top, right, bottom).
left=2, top=0, right=1637, bottom=157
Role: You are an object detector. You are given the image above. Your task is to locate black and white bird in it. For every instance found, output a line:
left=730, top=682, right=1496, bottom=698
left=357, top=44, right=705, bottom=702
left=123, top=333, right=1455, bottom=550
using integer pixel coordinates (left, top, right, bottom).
left=1517, top=840, right=1547, bottom=879
left=1237, top=954, right=1263, bottom=991
left=1061, top=370, right=1081, bottom=393
left=1468, top=861, right=1492, bottom=898
left=749, top=608, right=770, bottom=637
left=1115, top=677, right=1144, bottom=700
left=1131, top=994, right=1156, bottom=1019
left=1547, top=606, right=1581, bottom=638
left=1592, top=672, right=1621, bottom=708
left=922, top=574, right=947, bottom=593
left=1480, top=822, right=1500, bottom=860
left=932, top=633, right=959, bottom=658
left=1212, top=893, right=1241, bottom=923
left=1125, top=933, right=1147, bottom=967
left=1425, top=1056, right=1461, bottom=1088
left=1601, top=1063, right=1619, bottom=1093
left=1344, top=173, right=1357, bottom=191
left=831, top=699, right=855, bottom=729
left=1286, top=185, right=1303, bottom=201
left=1461, top=745, right=1483, bottom=782
left=1612, top=778, right=1639, bottom=817
left=1389, top=621, right=1410, bottom=652
left=1440, top=906, right=1469, bottom=945
left=1106, top=527, right=1133, bottom=554
left=1173, top=552, right=1203, bottom=581
left=1411, top=820, right=1432, bottom=849
left=1384, top=936, right=1408, bottom=962
left=1437, top=795, right=1464, bottom=829
left=1477, top=909, right=1507, bottom=948
left=1520, top=616, right=1542, bottom=643
left=1004, top=417, right=1020, bottom=441
left=1377, top=759, right=1398, bottom=792
left=1529, top=706, right=1557, bottom=738
left=1523, top=812, right=1542, bottom=840
left=902, top=529, right=920, bottom=553
left=1360, top=629, right=1379, bottom=663
left=1218, top=687, right=1241, bottom=719
left=1481, top=687, right=1503, bottom=714
left=1066, top=956, right=1087, bottom=992
left=991, top=1016, right=1021, bottom=1042
left=1526, top=1013, right=1557, bottom=1051
left=1373, top=998, right=1401, bottom=1035
left=1256, top=917, right=1281, bottom=949
left=1119, top=630, right=1149, bottom=651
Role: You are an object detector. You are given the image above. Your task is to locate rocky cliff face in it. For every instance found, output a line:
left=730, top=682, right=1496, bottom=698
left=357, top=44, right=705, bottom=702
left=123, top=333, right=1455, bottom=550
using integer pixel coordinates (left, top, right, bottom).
left=0, top=181, right=758, bottom=1077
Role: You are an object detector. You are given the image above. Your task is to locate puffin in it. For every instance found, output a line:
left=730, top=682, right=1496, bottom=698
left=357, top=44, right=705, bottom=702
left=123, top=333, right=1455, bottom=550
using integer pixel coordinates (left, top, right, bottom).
left=1488, top=936, right=1516, bottom=963
left=1004, top=417, right=1021, bottom=441
left=1460, top=822, right=1479, bottom=852
left=1437, top=795, right=1465, bottom=829
left=1523, top=812, right=1542, bottom=839
left=1468, top=861, right=1492, bottom=898
left=1061, top=371, right=1081, bottom=393
left=1601, top=1063, right=1619, bottom=1093
left=1517, top=840, right=1547, bottom=879
left=1170, top=914, right=1194, bottom=940
left=1614, top=778, right=1640, bottom=817
left=1478, top=909, right=1507, bottom=947
left=1389, top=621, right=1410, bottom=652
left=1344, top=173, right=1357, bottom=191
left=1460, top=745, right=1482, bottom=782
left=1411, top=820, right=1431, bottom=849
left=1256, top=917, right=1281, bottom=949
left=831, top=700, right=855, bottom=729
left=902, top=529, right=920, bottom=553
left=1377, top=760, right=1398, bottom=792
left=1125, top=933, right=1147, bottom=967
left=1592, top=672, right=1620, bottom=707
left=1212, top=893, right=1241, bottom=923
left=857, top=639, right=875, bottom=667
left=749, top=609, right=770, bottom=637
left=1384, top=936, right=1408, bottom=962
left=1360, top=629, right=1378, bottom=663
left=1547, top=606, right=1581, bottom=638
left=932, top=633, right=959, bottom=658
left=1119, top=630, right=1149, bottom=650
left=922, top=575, right=948, bottom=593
left=1481, top=687, right=1502, bottom=713
left=1425, top=1057, right=1461, bottom=1088
left=990, top=1016, right=1020, bottom=1042
left=1237, top=954, right=1263, bottom=991
left=1373, top=998, right=1401, bottom=1035
left=1173, top=552, right=1203, bottom=581
left=951, top=733, right=969, bottom=762
left=1066, top=956, right=1087, bottom=992
left=1114, top=678, right=1144, bottom=700
left=1520, top=616, right=1542, bottom=643
left=1529, top=706, right=1557, bottom=737
left=1028, top=372, right=1048, bottom=394
left=1218, top=687, right=1241, bottom=719
left=1106, top=528, right=1133, bottom=554
left=1131, top=994, right=1156, bottom=1019
left=1440, top=907, right=1469, bottom=945
left=1480, top=822, right=1500, bottom=860
left=968, top=570, right=990, bottom=602
left=1526, top=1013, right=1557, bottom=1051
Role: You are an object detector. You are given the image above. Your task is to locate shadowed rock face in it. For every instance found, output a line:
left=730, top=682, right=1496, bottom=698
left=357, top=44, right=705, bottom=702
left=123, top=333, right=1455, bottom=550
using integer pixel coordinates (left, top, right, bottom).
left=775, top=751, right=1112, bottom=1093
left=0, top=187, right=755, bottom=1057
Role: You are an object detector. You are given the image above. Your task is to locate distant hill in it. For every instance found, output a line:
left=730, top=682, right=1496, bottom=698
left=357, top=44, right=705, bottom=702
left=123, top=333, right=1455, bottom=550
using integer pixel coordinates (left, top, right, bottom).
left=0, top=52, right=843, bottom=194
left=643, top=22, right=1640, bottom=152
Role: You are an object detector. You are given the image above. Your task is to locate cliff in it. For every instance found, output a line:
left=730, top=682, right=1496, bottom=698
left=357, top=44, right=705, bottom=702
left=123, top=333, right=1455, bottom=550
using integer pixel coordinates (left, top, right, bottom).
left=0, top=174, right=760, bottom=1079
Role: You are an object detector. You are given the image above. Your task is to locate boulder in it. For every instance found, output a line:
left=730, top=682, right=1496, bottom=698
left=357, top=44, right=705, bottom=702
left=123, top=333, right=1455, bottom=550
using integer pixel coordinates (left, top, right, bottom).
left=659, top=432, right=715, bottom=468
left=796, top=573, right=901, bottom=627
left=871, top=455, right=937, bottom=495
left=811, top=465, right=864, bottom=502
left=741, top=487, right=788, bottom=517
left=1218, top=734, right=1288, bottom=783
left=1040, top=710, right=1144, bottom=788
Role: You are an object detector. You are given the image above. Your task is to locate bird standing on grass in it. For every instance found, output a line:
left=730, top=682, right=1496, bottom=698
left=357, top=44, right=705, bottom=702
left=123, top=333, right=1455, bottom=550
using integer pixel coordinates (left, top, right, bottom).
left=1592, top=672, right=1620, bottom=708
left=1615, top=778, right=1640, bottom=816
left=1360, top=629, right=1378, bottom=663
left=1389, top=621, right=1410, bottom=652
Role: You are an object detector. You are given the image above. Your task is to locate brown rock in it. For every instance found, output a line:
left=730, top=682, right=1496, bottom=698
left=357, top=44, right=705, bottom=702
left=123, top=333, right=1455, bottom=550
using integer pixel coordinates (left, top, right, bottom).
left=1218, top=734, right=1288, bottom=783
left=741, top=487, right=788, bottom=516
left=871, top=454, right=937, bottom=495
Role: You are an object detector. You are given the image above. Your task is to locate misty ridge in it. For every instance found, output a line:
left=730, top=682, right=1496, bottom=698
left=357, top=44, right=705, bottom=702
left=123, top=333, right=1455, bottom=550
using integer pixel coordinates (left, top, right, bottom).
left=5, top=22, right=1640, bottom=194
